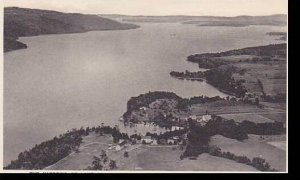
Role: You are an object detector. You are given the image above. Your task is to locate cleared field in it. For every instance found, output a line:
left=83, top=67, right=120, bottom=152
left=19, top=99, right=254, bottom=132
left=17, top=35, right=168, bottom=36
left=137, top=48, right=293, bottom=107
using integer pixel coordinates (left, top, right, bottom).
left=209, top=135, right=286, bottom=172
left=267, top=141, right=286, bottom=151
left=233, top=62, right=286, bottom=96
left=258, top=112, right=286, bottom=123
left=218, top=113, right=274, bottom=123
left=45, top=133, right=113, bottom=170
left=45, top=133, right=258, bottom=171
left=118, top=146, right=257, bottom=171
left=247, top=134, right=286, bottom=151
left=259, top=102, right=286, bottom=110
left=190, top=101, right=268, bottom=116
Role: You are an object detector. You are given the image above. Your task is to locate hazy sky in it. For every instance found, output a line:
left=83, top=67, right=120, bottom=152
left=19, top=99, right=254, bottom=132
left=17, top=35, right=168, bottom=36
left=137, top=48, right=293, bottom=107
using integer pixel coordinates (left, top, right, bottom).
left=4, top=0, right=287, bottom=16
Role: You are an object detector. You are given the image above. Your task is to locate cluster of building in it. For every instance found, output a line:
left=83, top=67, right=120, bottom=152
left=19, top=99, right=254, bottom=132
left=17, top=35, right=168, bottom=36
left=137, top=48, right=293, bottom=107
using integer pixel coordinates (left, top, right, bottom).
left=188, top=114, right=212, bottom=126
left=111, top=134, right=187, bottom=151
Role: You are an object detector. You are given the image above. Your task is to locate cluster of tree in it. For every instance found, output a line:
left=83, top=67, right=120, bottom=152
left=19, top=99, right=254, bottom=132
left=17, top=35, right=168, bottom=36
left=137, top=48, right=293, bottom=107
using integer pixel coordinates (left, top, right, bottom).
left=204, top=116, right=249, bottom=141
left=187, top=56, right=229, bottom=69
left=86, top=150, right=117, bottom=170
left=239, top=120, right=284, bottom=135
left=5, top=125, right=131, bottom=170
left=150, top=113, right=184, bottom=128
left=263, top=93, right=286, bottom=103
left=206, top=116, right=284, bottom=137
left=5, top=128, right=87, bottom=170
left=124, top=91, right=182, bottom=117
left=145, top=129, right=187, bottom=140
left=181, top=116, right=284, bottom=160
left=181, top=117, right=247, bottom=158
left=89, top=125, right=130, bottom=143
left=176, top=96, right=223, bottom=110
left=170, top=70, right=205, bottom=80
left=208, top=146, right=277, bottom=171
left=181, top=117, right=280, bottom=171
left=204, top=66, right=247, bottom=97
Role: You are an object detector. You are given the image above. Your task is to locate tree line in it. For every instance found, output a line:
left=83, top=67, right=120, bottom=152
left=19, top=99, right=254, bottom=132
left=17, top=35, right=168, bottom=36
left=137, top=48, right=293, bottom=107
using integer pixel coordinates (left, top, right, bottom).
left=5, top=125, right=130, bottom=170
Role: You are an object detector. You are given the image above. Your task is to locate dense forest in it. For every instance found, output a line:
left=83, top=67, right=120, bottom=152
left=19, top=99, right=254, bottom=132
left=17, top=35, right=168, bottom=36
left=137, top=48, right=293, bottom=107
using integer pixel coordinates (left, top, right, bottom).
left=170, top=66, right=248, bottom=97
left=124, top=91, right=182, bottom=114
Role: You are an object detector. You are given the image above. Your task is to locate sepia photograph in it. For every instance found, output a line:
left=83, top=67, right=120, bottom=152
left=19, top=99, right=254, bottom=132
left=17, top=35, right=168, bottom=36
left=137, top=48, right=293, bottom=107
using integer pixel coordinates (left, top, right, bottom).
left=1, top=0, right=287, bottom=173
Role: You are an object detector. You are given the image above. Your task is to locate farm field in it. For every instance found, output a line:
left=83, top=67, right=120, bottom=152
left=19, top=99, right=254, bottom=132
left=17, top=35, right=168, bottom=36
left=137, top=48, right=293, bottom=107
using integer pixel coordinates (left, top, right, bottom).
left=190, top=101, right=268, bottom=116
left=45, top=133, right=258, bottom=171
left=209, top=135, right=286, bottom=171
left=218, top=113, right=274, bottom=123
left=118, top=146, right=257, bottom=171
left=233, top=62, right=286, bottom=96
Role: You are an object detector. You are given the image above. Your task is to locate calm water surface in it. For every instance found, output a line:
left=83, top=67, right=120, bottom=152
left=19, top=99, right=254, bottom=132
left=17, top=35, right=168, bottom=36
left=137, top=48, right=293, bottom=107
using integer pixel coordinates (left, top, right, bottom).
left=4, top=22, right=285, bottom=164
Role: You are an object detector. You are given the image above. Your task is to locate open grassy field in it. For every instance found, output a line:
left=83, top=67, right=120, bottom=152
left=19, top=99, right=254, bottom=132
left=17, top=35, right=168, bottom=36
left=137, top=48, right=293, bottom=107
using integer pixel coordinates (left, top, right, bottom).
left=258, top=112, right=286, bottom=123
left=44, top=133, right=113, bottom=170
left=118, top=146, right=257, bottom=171
left=209, top=135, right=286, bottom=171
left=233, top=62, right=286, bottom=96
left=218, top=113, right=274, bottom=123
left=45, top=133, right=258, bottom=171
left=190, top=100, right=269, bottom=116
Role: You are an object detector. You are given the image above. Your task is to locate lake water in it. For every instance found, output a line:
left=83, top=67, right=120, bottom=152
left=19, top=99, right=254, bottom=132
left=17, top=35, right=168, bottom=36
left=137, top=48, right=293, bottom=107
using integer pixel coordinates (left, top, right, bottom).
left=4, top=22, right=285, bottom=165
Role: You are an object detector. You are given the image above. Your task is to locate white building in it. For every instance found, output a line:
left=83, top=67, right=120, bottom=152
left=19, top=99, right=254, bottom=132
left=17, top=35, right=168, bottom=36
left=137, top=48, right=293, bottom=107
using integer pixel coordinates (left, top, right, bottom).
left=167, top=139, right=175, bottom=144
left=139, top=107, right=147, bottom=111
left=171, top=126, right=184, bottom=131
left=141, top=136, right=153, bottom=144
left=197, top=114, right=212, bottom=125
left=189, top=115, right=197, bottom=120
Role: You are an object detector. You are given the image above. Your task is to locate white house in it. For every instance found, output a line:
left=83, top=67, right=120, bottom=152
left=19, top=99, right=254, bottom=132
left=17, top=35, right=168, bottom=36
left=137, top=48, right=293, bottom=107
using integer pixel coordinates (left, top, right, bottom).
left=115, top=145, right=124, bottom=151
left=141, top=136, right=153, bottom=144
left=201, top=114, right=212, bottom=122
left=167, top=139, right=175, bottom=144
left=171, top=126, right=184, bottom=131
left=139, top=107, right=147, bottom=111
left=115, top=139, right=127, bottom=151
left=189, top=115, right=197, bottom=120
left=197, top=114, right=212, bottom=126
left=152, top=139, right=158, bottom=145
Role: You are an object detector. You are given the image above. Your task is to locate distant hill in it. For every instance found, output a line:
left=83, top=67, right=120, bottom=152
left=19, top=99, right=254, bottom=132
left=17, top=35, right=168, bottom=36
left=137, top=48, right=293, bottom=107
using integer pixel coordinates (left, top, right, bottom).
left=100, top=14, right=287, bottom=26
left=4, top=7, right=139, bottom=52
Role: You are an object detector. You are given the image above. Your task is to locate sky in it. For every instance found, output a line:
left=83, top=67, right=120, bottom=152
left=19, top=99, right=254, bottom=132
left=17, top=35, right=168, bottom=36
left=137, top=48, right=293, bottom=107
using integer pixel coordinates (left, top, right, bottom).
left=4, top=0, right=287, bottom=16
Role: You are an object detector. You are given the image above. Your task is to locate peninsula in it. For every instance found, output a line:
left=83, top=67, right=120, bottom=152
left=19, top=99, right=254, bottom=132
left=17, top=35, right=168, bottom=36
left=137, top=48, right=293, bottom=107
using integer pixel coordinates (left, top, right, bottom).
left=4, top=7, right=139, bottom=52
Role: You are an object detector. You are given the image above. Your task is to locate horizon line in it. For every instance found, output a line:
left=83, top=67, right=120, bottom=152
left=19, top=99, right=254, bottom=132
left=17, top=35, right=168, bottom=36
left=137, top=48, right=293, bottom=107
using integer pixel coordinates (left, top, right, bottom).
left=4, top=6, right=287, bottom=18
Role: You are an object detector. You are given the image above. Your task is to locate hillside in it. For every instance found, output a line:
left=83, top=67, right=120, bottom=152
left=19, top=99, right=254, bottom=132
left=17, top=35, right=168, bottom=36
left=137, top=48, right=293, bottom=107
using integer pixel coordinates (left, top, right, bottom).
left=100, top=14, right=287, bottom=26
left=4, top=7, right=139, bottom=52
left=171, top=43, right=287, bottom=101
